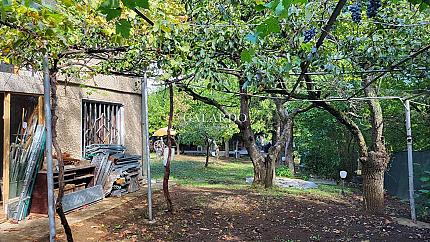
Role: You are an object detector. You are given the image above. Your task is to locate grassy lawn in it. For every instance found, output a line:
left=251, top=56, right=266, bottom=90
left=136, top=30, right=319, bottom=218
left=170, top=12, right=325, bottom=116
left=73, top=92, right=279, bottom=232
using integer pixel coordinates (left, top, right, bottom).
left=150, top=154, right=254, bottom=189
left=150, top=154, right=352, bottom=199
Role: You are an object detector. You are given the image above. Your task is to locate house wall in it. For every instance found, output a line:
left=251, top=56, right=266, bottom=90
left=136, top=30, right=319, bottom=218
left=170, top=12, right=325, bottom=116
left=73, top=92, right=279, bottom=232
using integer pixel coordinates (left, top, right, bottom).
left=0, top=71, right=143, bottom=159
left=0, top=72, right=43, bottom=95
left=56, top=74, right=142, bottom=158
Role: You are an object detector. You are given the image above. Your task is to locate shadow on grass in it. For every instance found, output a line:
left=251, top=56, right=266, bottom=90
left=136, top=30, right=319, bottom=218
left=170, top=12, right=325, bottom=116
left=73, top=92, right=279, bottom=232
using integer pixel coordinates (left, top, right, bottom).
left=150, top=157, right=254, bottom=188
left=150, top=156, right=353, bottom=201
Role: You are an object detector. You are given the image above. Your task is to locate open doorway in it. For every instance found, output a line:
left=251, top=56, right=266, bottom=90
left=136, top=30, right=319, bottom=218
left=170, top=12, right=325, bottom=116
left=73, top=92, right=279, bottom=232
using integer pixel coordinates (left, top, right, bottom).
left=1, top=93, right=40, bottom=217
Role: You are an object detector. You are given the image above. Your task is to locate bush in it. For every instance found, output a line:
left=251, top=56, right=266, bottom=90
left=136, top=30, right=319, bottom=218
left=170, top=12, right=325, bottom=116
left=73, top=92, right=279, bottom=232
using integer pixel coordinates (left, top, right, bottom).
left=276, top=166, right=293, bottom=178
left=417, top=171, right=430, bottom=222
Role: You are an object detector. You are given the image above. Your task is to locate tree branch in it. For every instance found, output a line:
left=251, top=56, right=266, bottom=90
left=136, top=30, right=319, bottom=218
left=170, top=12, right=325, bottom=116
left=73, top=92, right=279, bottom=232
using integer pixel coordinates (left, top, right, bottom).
left=134, top=8, right=154, bottom=26
left=0, top=19, right=39, bottom=38
left=291, top=103, right=316, bottom=117
left=287, top=0, right=347, bottom=100
left=314, top=100, right=368, bottom=161
left=348, top=43, right=430, bottom=99
left=177, top=82, right=242, bottom=127
left=58, top=47, right=128, bottom=58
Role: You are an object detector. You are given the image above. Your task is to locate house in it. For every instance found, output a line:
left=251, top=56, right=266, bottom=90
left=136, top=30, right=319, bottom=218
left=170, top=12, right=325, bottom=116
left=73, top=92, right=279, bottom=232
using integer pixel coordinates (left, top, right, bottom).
left=0, top=64, right=144, bottom=216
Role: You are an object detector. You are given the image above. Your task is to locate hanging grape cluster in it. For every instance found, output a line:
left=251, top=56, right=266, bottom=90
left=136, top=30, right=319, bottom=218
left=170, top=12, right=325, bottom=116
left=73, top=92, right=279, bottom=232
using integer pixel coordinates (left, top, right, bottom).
left=367, top=0, right=381, bottom=18
left=349, top=3, right=362, bottom=23
left=304, top=28, right=316, bottom=43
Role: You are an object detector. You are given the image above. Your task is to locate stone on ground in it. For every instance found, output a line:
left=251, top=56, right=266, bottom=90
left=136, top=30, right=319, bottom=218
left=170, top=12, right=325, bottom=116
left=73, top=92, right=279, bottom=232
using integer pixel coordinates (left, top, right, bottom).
left=246, top=177, right=318, bottom=189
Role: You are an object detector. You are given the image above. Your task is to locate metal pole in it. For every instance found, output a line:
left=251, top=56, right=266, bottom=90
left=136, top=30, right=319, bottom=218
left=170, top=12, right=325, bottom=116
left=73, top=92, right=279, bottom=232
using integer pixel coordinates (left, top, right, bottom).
left=141, top=71, right=153, bottom=221
left=43, top=55, right=56, bottom=240
left=405, top=100, right=416, bottom=223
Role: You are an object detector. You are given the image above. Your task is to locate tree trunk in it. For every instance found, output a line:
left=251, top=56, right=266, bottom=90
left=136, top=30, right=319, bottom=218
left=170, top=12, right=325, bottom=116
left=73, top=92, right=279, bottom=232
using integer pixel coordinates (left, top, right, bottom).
left=239, top=108, right=267, bottom=185
left=163, top=84, right=173, bottom=212
left=50, top=65, right=73, bottom=242
left=239, top=92, right=299, bottom=187
left=176, top=139, right=180, bottom=155
left=205, top=139, right=210, bottom=167
left=285, top=119, right=294, bottom=173
left=237, top=81, right=271, bottom=186
left=362, top=158, right=386, bottom=213
left=362, top=77, right=389, bottom=213
left=224, top=139, right=229, bottom=158
left=179, top=80, right=301, bottom=188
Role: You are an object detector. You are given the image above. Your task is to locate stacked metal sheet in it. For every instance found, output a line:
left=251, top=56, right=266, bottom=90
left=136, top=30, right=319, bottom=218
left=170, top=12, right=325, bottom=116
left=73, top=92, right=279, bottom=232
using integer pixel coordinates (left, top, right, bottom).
left=10, top=125, right=46, bottom=221
left=62, top=185, right=104, bottom=213
left=84, top=144, right=126, bottom=159
left=85, top=144, right=141, bottom=197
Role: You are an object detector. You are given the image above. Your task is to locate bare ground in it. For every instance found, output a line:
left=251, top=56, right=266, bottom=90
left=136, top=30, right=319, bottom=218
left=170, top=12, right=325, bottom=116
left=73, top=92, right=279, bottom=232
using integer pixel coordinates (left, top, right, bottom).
left=58, top=185, right=430, bottom=242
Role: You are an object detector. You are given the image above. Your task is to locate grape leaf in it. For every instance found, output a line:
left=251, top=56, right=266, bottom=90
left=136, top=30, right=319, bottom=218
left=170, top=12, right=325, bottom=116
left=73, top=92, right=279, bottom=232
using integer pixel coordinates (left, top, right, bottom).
left=245, top=33, right=258, bottom=44
left=135, top=0, right=149, bottom=9
left=121, top=0, right=136, bottom=9
left=116, top=19, right=131, bottom=38
left=240, top=49, right=255, bottom=63
left=99, top=0, right=122, bottom=21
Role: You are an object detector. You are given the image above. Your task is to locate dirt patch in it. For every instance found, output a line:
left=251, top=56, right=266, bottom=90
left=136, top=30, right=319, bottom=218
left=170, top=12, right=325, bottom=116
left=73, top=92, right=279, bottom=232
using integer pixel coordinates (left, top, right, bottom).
left=61, top=185, right=430, bottom=242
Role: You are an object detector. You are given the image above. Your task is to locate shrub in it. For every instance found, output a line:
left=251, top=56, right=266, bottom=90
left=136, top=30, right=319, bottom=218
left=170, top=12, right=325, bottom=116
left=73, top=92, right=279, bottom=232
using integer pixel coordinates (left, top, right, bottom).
left=276, top=166, right=293, bottom=178
left=417, top=171, right=430, bottom=222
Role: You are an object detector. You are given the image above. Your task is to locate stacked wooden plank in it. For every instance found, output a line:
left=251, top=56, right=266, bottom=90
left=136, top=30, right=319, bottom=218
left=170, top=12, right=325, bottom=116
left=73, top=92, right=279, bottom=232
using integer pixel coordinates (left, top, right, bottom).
left=85, top=144, right=141, bottom=197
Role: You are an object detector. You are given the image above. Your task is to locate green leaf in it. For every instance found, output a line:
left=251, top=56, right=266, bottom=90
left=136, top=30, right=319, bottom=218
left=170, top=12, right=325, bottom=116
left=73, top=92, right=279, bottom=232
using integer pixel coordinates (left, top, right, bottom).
left=255, top=17, right=280, bottom=38
left=116, top=19, right=131, bottom=38
left=245, top=33, right=258, bottom=44
left=266, top=17, right=280, bottom=33
left=264, top=0, right=280, bottom=10
left=420, top=176, right=430, bottom=182
left=418, top=189, right=430, bottom=194
left=419, top=2, right=429, bottom=10
left=106, top=9, right=122, bottom=21
left=255, top=4, right=265, bottom=11
left=99, top=0, right=120, bottom=9
left=240, top=49, right=255, bottom=63
left=99, top=0, right=122, bottom=21
left=2, top=0, right=12, bottom=6
left=58, top=0, right=74, bottom=7
left=121, top=0, right=136, bottom=9
left=135, top=0, right=149, bottom=9
left=274, top=1, right=285, bottom=16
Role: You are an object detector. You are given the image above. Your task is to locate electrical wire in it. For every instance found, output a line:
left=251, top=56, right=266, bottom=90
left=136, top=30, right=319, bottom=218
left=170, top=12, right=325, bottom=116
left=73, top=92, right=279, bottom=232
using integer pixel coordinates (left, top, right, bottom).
left=184, top=83, right=408, bottom=102
left=186, top=19, right=430, bottom=28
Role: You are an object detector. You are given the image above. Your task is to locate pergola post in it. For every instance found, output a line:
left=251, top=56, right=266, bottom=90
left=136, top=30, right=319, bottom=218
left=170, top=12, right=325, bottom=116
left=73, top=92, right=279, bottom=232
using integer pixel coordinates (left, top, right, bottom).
left=2, top=92, right=10, bottom=215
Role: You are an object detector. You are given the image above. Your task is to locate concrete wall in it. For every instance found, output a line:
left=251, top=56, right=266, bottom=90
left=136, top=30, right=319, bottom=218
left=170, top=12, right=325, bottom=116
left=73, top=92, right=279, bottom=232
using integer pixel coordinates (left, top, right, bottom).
left=0, top=71, right=143, bottom=158
left=56, top=74, right=142, bottom=158
left=0, top=72, right=43, bottom=95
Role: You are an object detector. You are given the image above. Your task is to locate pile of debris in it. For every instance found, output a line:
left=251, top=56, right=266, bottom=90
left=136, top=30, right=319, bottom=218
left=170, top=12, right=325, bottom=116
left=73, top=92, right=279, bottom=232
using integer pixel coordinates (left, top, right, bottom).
left=85, top=144, right=141, bottom=197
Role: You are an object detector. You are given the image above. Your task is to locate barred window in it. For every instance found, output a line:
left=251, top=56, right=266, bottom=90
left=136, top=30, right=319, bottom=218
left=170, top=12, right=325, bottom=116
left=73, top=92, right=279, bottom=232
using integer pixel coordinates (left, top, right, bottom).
left=82, top=100, right=124, bottom=155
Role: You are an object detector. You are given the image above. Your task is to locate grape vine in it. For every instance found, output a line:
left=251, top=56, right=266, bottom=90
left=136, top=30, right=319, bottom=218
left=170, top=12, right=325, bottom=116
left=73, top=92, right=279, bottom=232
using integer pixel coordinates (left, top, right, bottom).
left=367, top=0, right=381, bottom=18
left=349, top=3, right=362, bottom=24
left=304, top=28, right=316, bottom=43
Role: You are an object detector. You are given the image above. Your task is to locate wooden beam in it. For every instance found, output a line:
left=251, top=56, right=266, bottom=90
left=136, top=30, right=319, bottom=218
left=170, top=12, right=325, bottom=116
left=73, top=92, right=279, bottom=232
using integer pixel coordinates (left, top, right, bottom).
left=38, top=96, right=44, bottom=124
left=2, top=93, right=11, bottom=214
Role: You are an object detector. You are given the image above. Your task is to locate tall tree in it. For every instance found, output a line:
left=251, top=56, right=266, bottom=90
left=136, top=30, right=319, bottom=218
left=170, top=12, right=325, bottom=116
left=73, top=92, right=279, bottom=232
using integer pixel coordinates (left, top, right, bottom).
left=260, top=0, right=430, bottom=213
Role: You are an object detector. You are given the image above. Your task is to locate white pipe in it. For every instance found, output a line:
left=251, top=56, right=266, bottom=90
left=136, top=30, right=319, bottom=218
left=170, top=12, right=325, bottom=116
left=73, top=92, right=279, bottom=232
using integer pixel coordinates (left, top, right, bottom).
left=42, top=55, right=56, bottom=241
left=405, top=100, right=416, bottom=222
left=141, top=72, right=153, bottom=221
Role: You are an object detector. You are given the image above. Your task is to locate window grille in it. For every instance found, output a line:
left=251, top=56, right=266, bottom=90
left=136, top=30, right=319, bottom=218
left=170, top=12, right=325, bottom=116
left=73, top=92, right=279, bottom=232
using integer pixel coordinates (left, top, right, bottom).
left=82, top=100, right=123, bottom=155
